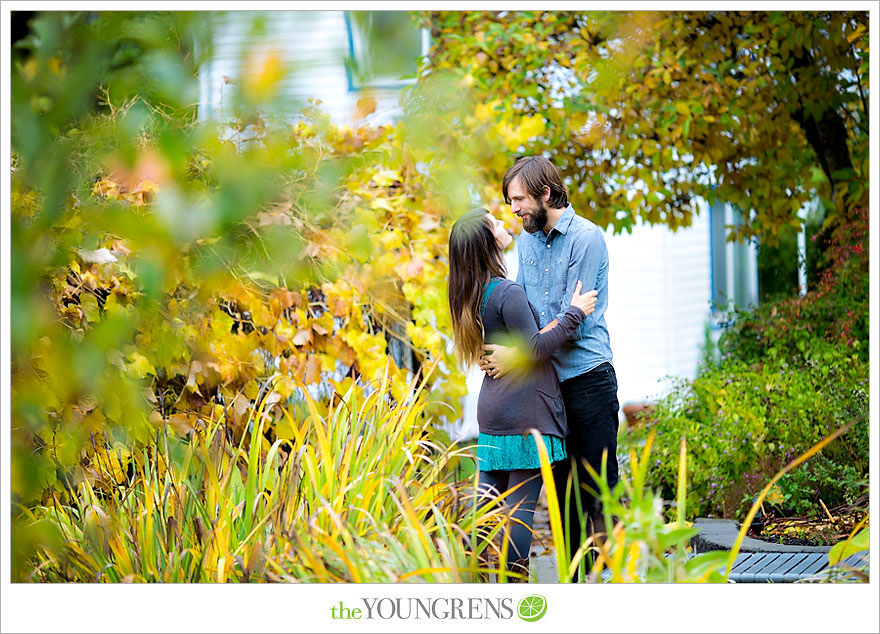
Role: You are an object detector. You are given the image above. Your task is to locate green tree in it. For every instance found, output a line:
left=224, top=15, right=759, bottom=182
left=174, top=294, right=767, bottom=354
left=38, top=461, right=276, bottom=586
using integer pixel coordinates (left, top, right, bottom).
left=421, top=11, right=869, bottom=242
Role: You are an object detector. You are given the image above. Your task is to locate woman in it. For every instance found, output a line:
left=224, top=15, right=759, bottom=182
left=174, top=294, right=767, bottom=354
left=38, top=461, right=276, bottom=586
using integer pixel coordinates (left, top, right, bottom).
left=447, top=207, right=596, bottom=580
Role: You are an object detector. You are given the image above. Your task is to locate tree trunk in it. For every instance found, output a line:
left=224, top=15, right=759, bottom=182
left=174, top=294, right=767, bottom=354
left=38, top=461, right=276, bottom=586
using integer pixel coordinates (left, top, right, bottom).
left=788, top=45, right=856, bottom=221
left=790, top=104, right=854, bottom=215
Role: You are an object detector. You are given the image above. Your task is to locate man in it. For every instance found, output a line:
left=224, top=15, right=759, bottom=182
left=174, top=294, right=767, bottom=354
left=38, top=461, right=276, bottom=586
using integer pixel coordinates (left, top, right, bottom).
left=480, top=155, right=619, bottom=581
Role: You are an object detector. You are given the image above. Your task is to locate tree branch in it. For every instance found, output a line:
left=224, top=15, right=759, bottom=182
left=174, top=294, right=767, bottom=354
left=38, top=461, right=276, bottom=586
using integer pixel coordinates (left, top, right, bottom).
left=850, top=43, right=869, bottom=122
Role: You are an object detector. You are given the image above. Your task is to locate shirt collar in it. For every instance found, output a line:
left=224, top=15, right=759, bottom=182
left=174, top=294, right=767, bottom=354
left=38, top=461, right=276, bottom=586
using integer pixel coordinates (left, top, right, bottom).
left=547, top=204, right=575, bottom=237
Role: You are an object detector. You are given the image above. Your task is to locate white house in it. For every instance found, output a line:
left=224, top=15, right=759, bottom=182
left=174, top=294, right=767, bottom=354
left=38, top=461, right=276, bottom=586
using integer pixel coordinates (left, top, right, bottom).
left=197, top=10, right=761, bottom=435
left=199, top=10, right=425, bottom=125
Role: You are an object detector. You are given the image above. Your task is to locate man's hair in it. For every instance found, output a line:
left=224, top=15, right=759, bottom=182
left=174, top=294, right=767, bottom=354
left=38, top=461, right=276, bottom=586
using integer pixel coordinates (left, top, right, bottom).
left=502, top=155, right=568, bottom=209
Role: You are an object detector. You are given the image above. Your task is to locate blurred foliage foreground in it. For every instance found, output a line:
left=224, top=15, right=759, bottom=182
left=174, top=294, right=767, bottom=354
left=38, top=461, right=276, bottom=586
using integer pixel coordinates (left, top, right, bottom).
left=10, top=12, right=481, bottom=580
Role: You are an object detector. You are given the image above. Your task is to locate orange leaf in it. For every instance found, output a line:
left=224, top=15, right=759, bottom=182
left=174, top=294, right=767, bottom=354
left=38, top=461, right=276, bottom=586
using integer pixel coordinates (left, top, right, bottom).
left=292, top=328, right=312, bottom=346
left=356, top=95, right=377, bottom=119
left=303, top=355, right=322, bottom=384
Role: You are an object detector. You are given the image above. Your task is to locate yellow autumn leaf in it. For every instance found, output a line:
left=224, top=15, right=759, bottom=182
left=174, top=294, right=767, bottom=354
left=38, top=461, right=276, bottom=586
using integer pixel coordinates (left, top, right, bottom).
left=765, top=485, right=784, bottom=506
left=93, top=178, right=120, bottom=198
left=319, top=353, right=337, bottom=373
left=291, top=328, right=312, bottom=347
left=380, top=229, right=405, bottom=251
left=275, top=322, right=296, bottom=344
left=311, top=312, right=335, bottom=336
left=356, top=94, right=377, bottom=119
left=303, top=354, right=322, bottom=384
left=370, top=197, right=393, bottom=212
left=372, top=169, right=400, bottom=188
left=273, top=416, right=298, bottom=441
left=372, top=252, right=399, bottom=279
left=106, top=446, right=131, bottom=484
left=242, top=49, right=284, bottom=102
left=126, top=352, right=156, bottom=379
left=518, top=114, right=546, bottom=142
left=498, top=123, right=521, bottom=151
left=250, top=302, right=275, bottom=329
left=243, top=379, right=260, bottom=400
left=847, top=23, right=867, bottom=43
left=274, top=374, right=296, bottom=399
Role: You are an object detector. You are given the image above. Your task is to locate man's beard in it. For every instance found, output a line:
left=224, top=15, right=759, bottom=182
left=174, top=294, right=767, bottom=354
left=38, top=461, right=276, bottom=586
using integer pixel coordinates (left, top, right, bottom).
left=522, top=200, right=548, bottom=234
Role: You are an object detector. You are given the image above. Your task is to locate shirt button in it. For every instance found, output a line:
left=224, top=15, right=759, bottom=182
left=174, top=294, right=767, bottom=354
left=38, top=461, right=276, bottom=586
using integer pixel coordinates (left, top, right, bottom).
left=544, top=291, right=549, bottom=295
left=546, top=244, right=551, bottom=248
left=541, top=312, right=545, bottom=316
left=545, top=268, right=549, bottom=272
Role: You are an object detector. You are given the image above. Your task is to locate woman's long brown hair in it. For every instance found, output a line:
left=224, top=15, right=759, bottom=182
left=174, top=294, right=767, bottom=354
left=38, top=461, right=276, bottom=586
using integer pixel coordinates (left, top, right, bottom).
left=447, top=208, right=507, bottom=368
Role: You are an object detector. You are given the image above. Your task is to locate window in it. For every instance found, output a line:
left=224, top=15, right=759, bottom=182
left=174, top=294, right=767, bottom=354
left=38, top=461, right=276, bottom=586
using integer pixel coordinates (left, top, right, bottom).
left=344, top=11, right=428, bottom=90
left=756, top=197, right=822, bottom=301
left=709, top=201, right=758, bottom=324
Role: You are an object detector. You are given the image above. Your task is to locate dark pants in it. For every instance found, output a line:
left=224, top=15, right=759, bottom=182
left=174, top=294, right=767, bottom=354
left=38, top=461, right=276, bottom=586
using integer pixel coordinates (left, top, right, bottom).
left=554, top=362, right=619, bottom=576
left=477, top=468, right=544, bottom=568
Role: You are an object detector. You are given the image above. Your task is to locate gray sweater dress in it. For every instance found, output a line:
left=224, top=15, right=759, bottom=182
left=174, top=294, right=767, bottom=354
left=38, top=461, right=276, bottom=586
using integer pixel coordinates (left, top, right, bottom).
left=477, top=278, right=586, bottom=440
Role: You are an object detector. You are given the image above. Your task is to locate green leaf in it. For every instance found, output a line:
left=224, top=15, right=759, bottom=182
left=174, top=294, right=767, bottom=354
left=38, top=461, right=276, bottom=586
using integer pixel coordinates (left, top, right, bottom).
left=683, top=550, right=730, bottom=580
left=656, top=527, right=698, bottom=552
left=80, top=293, right=101, bottom=323
left=347, top=223, right=372, bottom=262
left=828, top=526, right=868, bottom=566
left=126, top=352, right=156, bottom=379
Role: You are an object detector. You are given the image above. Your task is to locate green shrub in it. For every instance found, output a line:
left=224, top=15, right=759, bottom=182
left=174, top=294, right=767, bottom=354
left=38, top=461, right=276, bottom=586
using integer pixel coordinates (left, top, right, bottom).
left=634, top=210, right=869, bottom=521
left=773, top=453, right=868, bottom=518
left=641, top=349, right=867, bottom=519
left=718, top=208, right=869, bottom=365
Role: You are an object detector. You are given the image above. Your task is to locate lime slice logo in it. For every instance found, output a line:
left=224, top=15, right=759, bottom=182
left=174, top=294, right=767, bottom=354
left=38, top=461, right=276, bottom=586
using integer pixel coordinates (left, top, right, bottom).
left=517, top=594, right=547, bottom=622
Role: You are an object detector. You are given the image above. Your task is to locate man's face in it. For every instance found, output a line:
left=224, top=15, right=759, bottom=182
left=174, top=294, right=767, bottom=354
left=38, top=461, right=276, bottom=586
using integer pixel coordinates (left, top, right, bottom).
left=507, top=176, right=547, bottom=234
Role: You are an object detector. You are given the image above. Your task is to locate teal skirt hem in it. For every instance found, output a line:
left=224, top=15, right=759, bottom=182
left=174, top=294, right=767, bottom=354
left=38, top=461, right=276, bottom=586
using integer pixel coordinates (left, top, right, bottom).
left=475, top=432, right=567, bottom=472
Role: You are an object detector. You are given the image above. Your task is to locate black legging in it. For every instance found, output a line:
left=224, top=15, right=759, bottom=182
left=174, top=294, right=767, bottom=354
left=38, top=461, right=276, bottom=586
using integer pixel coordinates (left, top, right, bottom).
left=476, top=469, right=544, bottom=568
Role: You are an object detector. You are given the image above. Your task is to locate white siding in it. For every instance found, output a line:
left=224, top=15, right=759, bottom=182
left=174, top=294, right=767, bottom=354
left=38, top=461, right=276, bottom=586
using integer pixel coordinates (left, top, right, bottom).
left=199, top=10, right=403, bottom=125
left=605, top=210, right=712, bottom=406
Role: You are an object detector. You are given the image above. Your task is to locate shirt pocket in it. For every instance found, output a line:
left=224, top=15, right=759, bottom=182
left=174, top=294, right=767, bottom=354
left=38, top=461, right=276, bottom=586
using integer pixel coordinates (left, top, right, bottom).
left=520, top=253, right=540, bottom=287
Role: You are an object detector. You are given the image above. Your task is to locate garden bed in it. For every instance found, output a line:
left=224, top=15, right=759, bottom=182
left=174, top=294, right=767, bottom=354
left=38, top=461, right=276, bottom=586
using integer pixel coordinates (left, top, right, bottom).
left=750, top=502, right=868, bottom=548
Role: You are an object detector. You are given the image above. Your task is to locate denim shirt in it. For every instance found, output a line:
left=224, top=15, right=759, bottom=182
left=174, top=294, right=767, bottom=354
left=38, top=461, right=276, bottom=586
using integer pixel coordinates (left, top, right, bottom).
left=515, top=204, right=613, bottom=381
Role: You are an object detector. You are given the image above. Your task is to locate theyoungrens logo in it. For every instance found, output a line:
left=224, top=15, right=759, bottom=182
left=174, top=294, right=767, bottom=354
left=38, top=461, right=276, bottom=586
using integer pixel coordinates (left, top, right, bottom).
left=516, top=595, right=547, bottom=622
left=329, top=595, right=547, bottom=622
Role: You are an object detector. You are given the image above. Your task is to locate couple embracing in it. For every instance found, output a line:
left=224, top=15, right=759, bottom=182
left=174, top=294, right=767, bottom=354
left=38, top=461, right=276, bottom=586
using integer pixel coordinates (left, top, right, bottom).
left=447, top=156, right=619, bottom=582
